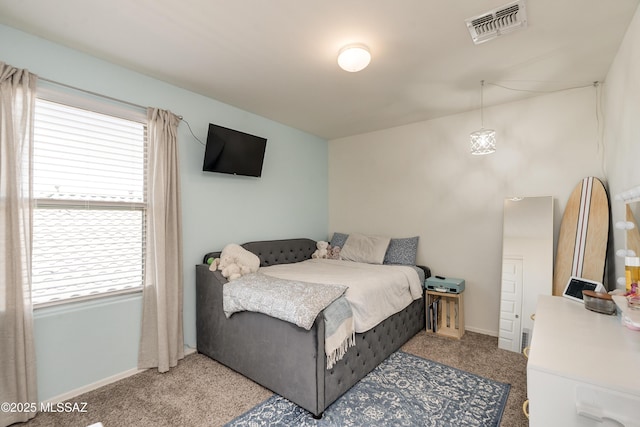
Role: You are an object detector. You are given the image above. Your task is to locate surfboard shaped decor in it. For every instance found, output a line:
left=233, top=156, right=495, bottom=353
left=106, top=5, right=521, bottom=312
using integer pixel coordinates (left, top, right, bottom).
left=553, top=177, right=610, bottom=296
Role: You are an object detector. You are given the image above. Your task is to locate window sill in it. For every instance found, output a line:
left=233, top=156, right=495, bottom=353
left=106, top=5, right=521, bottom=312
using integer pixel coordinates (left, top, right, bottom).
left=33, top=287, right=143, bottom=311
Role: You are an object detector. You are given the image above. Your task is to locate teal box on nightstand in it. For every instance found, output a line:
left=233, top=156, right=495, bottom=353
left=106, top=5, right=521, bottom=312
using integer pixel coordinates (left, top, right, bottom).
left=425, top=277, right=465, bottom=294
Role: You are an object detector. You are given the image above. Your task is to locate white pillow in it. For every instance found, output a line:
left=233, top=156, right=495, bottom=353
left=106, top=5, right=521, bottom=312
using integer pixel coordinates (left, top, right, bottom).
left=340, top=233, right=391, bottom=264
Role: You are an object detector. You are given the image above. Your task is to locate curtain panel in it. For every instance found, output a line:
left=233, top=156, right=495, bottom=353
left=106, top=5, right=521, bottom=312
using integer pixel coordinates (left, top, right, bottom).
left=0, top=62, right=38, bottom=426
left=138, top=108, right=184, bottom=373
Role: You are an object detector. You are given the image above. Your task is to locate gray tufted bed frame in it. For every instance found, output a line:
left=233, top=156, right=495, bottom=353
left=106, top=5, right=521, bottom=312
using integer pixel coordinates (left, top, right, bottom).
left=195, top=238, right=428, bottom=417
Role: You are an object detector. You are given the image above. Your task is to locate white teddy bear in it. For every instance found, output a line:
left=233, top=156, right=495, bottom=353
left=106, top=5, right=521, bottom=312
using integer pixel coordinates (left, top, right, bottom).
left=216, top=243, right=260, bottom=281
left=312, top=241, right=329, bottom=259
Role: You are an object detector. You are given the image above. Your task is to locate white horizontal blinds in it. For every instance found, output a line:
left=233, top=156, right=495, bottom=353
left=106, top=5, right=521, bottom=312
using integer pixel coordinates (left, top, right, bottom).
left=32, top=97, right=147, bottom=305
left=32, top=209, right=144, bottom=302
left=33, top=99, right=145, bottom=203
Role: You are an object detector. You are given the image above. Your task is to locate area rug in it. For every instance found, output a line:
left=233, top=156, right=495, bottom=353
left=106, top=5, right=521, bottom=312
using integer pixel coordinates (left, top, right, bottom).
left=225, top=351, right=510, bottom=427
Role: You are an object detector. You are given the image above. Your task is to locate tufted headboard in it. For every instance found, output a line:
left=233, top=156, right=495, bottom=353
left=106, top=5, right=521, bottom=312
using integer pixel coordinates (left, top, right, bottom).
left=202, top=238, right=317, bottom=267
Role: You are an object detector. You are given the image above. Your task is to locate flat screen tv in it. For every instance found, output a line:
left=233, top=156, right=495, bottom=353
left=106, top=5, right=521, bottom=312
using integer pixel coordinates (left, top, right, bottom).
left=202, top=123, right=267, bottom=177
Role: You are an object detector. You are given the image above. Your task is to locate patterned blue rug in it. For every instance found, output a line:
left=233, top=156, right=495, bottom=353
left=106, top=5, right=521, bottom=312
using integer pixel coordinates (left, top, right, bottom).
left=225, top=351, right=510, bottom=427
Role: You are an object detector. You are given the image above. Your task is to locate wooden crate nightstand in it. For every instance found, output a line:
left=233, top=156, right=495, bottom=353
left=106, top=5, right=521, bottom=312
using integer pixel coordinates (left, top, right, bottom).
left=426, top=290, right=465, bottom=339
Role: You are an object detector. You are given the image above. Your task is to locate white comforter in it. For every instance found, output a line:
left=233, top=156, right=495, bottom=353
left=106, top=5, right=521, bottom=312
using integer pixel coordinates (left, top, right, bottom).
left=261, top=259, right=423, bottom=333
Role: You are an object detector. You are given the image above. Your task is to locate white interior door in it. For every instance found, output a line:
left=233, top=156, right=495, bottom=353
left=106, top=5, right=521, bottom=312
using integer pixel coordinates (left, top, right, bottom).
left=498, top=257, right=523, bottom=352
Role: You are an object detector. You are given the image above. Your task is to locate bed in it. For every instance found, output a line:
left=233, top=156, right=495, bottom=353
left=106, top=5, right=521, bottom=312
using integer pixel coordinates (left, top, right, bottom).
left=195, top=237, right=429, bottom=417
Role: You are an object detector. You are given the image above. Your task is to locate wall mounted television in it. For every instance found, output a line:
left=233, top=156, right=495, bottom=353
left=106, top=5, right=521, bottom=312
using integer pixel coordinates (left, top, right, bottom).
left=202, top=123, right=267, bottom=177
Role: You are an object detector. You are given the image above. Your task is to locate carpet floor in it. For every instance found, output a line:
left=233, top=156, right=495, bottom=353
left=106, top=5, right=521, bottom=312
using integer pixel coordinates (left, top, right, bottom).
left=19, top=331, right=529, bottom=427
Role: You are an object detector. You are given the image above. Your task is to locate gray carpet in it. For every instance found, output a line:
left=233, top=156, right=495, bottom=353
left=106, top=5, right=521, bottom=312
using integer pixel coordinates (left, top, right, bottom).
left=20, top=331, right=528, bottom=427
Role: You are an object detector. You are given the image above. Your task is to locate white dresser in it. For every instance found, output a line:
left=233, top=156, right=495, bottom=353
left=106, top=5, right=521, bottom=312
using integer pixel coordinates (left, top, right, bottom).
left=527, top=296, right=640, bottom=427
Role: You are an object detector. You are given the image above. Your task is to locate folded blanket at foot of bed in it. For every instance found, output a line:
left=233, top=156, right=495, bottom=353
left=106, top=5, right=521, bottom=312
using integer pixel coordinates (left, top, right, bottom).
left=223, top=272, right=354, bottom=369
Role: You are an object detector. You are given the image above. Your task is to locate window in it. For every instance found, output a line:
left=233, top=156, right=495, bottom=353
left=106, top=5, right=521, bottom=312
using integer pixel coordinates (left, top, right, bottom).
left=31, top=88, right=147, bottom=306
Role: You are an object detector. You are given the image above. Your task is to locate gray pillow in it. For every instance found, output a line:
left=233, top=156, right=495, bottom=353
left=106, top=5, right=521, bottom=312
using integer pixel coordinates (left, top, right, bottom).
left=330, top=232, right=349, bottom=248
left=383, top=236, right=419, bottom=265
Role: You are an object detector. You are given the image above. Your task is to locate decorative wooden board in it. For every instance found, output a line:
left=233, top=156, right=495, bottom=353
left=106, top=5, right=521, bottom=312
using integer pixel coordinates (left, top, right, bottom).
left=553, top=177, right=610, bottom=296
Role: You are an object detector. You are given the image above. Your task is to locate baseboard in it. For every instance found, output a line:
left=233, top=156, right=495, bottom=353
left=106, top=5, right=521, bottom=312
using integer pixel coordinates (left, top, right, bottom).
left=44, top=346, right=198, bottom=405
left=43, top=367, right=146, bottom=405
left=465, top=326, right=498, bottom=337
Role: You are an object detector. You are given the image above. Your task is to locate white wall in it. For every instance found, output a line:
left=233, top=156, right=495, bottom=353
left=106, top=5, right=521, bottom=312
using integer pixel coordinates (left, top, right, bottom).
left=603, top=5, right=640, bottom=286
left=1, top=24, right=328, bottom=401
left=329, top=88, right=604, bottom=335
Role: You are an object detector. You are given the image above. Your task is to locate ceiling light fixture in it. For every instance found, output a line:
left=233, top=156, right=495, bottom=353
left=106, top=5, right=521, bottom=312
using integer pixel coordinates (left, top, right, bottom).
left=337, top=44, right=371, bottom=72
left=470, top=80, right=496, bottom=155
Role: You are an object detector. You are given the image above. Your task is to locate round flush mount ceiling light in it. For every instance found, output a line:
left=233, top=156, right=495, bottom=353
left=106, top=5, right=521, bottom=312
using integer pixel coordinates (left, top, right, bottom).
left=337, top=44, right=371, bottom=72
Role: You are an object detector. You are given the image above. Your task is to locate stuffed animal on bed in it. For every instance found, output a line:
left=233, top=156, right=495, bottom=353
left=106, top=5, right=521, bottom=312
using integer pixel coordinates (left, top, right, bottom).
left=217, top=243, right=260, bottom=281
left=312, top=241, right=329, bottom=259
left=327, top=245, right=341, bottom=260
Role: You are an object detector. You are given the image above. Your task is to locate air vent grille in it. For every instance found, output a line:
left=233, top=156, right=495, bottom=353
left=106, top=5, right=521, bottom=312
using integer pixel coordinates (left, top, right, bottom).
left=466, top=0, right=527, bottom=44
left=521, top=327, right=531, bottom=353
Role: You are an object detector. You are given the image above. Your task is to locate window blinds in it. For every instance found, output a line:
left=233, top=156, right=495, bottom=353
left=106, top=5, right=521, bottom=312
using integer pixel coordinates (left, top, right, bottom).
left=32, top=98, right=147, bottom=305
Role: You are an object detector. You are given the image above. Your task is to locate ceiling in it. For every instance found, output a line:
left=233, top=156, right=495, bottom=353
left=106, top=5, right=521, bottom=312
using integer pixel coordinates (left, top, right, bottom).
left=1, top=0, right=638, bottom=140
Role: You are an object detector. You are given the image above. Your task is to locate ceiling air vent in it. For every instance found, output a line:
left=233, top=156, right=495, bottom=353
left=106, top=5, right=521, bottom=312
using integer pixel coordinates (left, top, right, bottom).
left=465, top=0, right=528, bottom=45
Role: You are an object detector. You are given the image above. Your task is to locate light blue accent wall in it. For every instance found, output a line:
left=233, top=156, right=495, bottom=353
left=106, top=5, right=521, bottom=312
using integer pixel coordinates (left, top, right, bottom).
left=1, top=24, right=328, bottom=401
left=33, top=294, right=143, bottom=400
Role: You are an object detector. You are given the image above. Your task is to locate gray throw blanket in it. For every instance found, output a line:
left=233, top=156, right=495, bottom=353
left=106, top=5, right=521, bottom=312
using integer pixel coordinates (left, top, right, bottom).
left=223, top=272, right=355, bottom=368
left=322, top=297, right=356, bottom=369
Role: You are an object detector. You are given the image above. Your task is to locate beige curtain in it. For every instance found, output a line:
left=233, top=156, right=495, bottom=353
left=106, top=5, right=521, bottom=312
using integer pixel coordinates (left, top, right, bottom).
left=138, top=108, right=184, bottom=373
left=0, top=63, right=38, bottom=426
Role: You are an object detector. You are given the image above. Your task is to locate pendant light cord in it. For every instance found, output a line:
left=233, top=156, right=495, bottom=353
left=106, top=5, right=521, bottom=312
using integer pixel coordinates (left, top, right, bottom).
left=480, top=80, right=485, bottom=128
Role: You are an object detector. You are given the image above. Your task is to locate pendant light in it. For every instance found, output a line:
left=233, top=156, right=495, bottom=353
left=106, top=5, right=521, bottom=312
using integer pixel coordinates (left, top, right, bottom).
left=470, top=80, right=496, bottom=155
